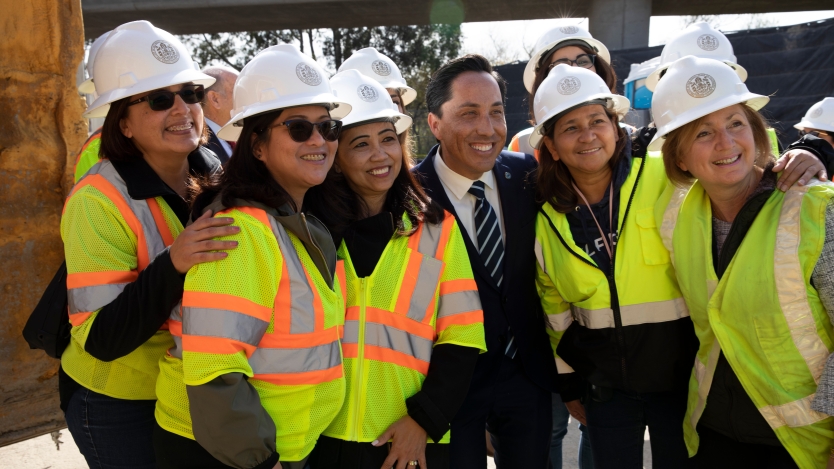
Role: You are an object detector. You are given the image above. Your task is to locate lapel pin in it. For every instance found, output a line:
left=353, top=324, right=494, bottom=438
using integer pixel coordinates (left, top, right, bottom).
left=505, top=172, right=511, bottom=179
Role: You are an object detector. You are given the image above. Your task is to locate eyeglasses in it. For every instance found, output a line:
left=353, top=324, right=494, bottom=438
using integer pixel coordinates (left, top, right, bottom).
left=128, top=85, right=205, bottom=111
left=549, top=54, right=597, bottom=70
left=799, top=129, right=831, bottom=138
left=268, top=119, right=343, bottom=142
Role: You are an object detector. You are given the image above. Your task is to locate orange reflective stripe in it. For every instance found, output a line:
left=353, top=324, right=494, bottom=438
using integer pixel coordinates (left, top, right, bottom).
left=219, top=206, right=271, bottom=229
left=420, top=289, right=438, bottom=324
left=258, top=329, right=340, bottom=348
left=168, top=319, right=182, bottom=337
left=273, top=259, right=292, bottom=334
left=437, top=310, right=484, bottom=330
left=439, top=278, right=478, bottom=296
left=254, top=364, right=342, bottom=386
left=364, top=344, right=429, bottom=374
left=336, top=260, right=347, bottom=309
left=183, top=291, right=272, bottom=323
left=182, top=334, right=257, bottom=357
left=69, top=311, right=93, bottom=327
left=67, top=270, right=138, bottom=289
left=436, top=213, right=454, bottom=259
left=394, top=251, right=422, bottom=314
left=342, top=342, right=359, bottom=358
left=407, top=223, right=423, bottom=251
left=347, top=306, right=436, bottom=340
left=146, top=198, right=175, bottom=247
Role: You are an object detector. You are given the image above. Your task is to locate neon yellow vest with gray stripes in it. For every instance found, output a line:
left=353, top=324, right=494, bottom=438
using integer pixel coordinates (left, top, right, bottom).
left=659, top=179, right=834, bottom=469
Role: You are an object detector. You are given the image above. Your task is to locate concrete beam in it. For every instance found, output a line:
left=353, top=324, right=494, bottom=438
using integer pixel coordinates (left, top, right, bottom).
left=589, top=0, right=651, bottom=50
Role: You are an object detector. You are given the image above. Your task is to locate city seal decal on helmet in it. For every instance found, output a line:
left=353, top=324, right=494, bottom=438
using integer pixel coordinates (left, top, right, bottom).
left=151, top=40, right=180, bottom=64
left=357, top=84, right=379, bottom=102
left=296, top=63, right=322, bottom=86
left=812, top=107, right=824, bottom=118
left=686, top=73, right=716, bottom=98
left=696, top=34, right=719, bottom=52
left=557, top=76, right=581, bottom=95
left=371, top=60, right=391, bottom=76
left=559, top=26, right=579, bottom=34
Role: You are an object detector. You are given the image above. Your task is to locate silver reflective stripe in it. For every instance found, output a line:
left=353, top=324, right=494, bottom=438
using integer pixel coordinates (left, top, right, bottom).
left=548, top=310, right=572, bottom=332
left=417, top=221, right=444, bottom=257
left=660, top=185, right=690, bottom=268
left=249, top=342, right=341, bottom=374
left=68, top=283, right=127, bottom=315
left=759, top=394, right=830, bottom=429
left=269, top=217, right=316, bottom=334
left=364, top=321, right=434, bottom=363
left=405, top=257, right=443, bottom=322
left=571, top=298, right=689, bottom=329
left=342, top=319, right=360, bottom=344
left=690, top=341, right=721, bottom=429
left=169, top=302, right=182, bottom=321
left=437, top=290, right=481, bottom=318
left=170, top=334, right=183, bottom=359
left=183, top=307, right=268, bottom=346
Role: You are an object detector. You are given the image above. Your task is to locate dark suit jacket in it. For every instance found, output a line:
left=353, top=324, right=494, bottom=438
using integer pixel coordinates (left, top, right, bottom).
left=205, top=124, right=231, bottom=165
left=415, top=145, right=557, bottom=393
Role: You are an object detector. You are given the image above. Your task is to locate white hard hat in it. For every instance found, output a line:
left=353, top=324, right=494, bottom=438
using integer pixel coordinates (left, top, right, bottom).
left=338, top=47, right=417, bottom=106
left=330, top=70, right=412, bottom=134
left=645, top=22, right=747, bottom=92
left=84, top=21, right=215, bottom=118
left=218, top=44, right=352, bottom=141
left=623, top=56, right=661, bottom=85
left=523, top=25, right=611, bottom=94
left=78, top=31, right=111, bottom=94
left=528, top=64, right=630, bottom=150
left=795, top=98, right=834, bottom=133
left=648, top=56, right=768, bottom=152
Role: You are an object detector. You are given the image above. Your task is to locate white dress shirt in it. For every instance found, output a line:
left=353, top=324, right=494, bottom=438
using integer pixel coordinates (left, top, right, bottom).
left=433, top=148, right=505, bottom=250
left=205, top=118, right=232, bottom=158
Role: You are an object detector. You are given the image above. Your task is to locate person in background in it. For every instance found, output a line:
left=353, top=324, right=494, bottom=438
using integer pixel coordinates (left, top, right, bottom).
left=305, top=69, right=485, bottom=469
left=654, top=56, right=834, bottom=469
left=795, top=98, right=834, bottom=149
left=74, top=30, right=110, bottom=183
left=338, top=47, right=418, bottom=115
left=61, top=20, right=236, bottom=469
left=415, top=54, right=557, bottom=469
left=201, top=65, right=240, bottom=164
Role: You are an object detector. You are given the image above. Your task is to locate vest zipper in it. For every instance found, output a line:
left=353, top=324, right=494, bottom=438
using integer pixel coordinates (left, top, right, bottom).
left=300, top=212, right=334, bottom=285
left=352, top=277, right=368, bottom=441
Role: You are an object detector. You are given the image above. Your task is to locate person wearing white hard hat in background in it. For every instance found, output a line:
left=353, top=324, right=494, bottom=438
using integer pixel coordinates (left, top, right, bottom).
left=201, top=65, right=240, bottom=164
left=508, top=25, right=616, bottom=166
left=304, top=70, right=485, bottom=469
left=60, top=20, right=238, bottom=469
left=73, top=30, right=109, bottom=183
left=796, top=98, right=834, bottom=149
left=653, top=56, right=834, bottom=469
left=153, top=44, right=350, bottom=469
left=338, top=47, right=418, bottom=115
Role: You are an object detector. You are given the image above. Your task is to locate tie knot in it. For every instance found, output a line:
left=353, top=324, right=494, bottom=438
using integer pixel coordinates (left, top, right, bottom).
left=468, top=181, right=486, bottom=199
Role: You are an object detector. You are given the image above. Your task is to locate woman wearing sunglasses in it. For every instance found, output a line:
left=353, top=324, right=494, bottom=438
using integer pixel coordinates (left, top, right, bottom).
left=60, top=21, right=238, bottom=469
left=796, top=98, right=834, bottom=149
left=153, top=44, right=351, bottom=469
left=304, top=71, right=485, bottom=469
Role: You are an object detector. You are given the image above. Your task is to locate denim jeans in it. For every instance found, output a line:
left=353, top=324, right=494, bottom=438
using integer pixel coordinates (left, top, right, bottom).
left=584, top=387, right=690, bottom=469
left=551, top=393, right=594, bottom=469
left=64, top=386, right=156, bottom=469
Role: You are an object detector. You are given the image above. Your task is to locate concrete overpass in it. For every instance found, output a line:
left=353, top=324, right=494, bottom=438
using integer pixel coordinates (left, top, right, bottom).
left=81, top=0, right=831, bottom=51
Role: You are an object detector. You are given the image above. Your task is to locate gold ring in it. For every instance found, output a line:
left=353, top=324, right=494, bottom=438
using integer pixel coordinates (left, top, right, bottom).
left=408, top=462, right=419, bottom=466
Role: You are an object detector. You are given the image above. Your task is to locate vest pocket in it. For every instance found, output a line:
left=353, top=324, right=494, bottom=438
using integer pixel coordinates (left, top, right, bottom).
left=635, top=208, right=670, bottom=266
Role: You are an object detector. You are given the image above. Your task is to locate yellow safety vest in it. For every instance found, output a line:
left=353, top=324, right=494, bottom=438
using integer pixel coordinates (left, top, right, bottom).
left=535, top=152, right=687, bottom=376
left=323, top=212, right=486, bottom=444
left=155, top=205, right=345, bottom=462
left=74, top=129, right=102, bottom=183
left=61, top=159, right=178, bottom=399
left=660, top=179, right=834, bottom=468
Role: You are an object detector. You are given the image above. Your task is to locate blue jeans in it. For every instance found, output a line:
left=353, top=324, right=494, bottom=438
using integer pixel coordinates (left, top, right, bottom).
left=64, top=386, right=156, bottom=469
left=584, top=387, right=690, bottom=469
left=551, top=393, right=594, bottom=469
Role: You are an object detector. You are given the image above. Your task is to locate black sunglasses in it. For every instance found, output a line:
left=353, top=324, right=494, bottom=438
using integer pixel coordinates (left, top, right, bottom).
left=548, top=54, right=597, bottom=70
left=128, top=85, right=205, bottom=111
left=268, top=119, right=343, bottom=142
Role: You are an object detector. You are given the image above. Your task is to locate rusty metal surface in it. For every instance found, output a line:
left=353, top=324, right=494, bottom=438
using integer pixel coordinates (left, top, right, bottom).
left=0, top=0, right=87, bottom=447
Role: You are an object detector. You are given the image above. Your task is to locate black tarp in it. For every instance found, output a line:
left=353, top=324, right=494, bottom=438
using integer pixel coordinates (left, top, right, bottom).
left=495, top=18, right=834, bottom=149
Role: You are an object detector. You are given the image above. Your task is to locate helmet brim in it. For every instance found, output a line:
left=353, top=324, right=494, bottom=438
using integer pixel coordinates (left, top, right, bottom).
left=83, top=70, right=216, bottom=118
left=78, top=78, right=96, bottom=94
left=646, top=61, right=748, bottom=92
left=523, top=37, right=612, bottom=93
left=529, top=95, right=630, bottom=150
left=343, top=109, right=413, bottom=135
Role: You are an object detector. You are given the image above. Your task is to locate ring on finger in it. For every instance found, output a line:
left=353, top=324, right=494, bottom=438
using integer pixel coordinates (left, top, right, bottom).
left=408, top=462, right=419, bottom=466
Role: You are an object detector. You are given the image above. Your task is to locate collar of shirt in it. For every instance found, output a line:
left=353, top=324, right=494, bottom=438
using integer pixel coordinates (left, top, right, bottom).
left=204, top=117, right=221, bottom=135
left=433, top=147, right=496, bottom=200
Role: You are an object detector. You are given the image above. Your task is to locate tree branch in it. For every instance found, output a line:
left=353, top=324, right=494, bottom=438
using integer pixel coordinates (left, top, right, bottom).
left=202, top=33, right=238, bottom=69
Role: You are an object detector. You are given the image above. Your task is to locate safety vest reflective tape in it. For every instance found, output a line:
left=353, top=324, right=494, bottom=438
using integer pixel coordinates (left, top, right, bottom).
left=570, top=298, right=689, bottom=329
left=661, top=179, right=834, bottom=469
left=324, top=212, right=486, bottom=444
left=60, top=159, right=178, bottom=400
left=73, top=128, right=102, bottom=183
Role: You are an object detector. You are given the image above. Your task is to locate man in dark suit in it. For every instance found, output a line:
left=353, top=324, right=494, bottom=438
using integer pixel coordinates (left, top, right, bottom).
left=201, top=65, right=239, bottom=164
left=414, top=55, right=556, bottom=468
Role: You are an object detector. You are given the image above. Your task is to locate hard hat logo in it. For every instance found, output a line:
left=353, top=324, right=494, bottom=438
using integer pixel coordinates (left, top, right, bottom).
left=685, top=73, right=716, bottom=98
left=150, top=40, right=180, bottom=64
left=557, top=76, right=581, bottom=95
left=559, top=26, right=579, bottom=34
left=357, top=84, right=379, bottom=102
left=296, top=63, right=322, bottom=86
left=696, top=34, right=720, bottom=52
left=371, top=60, right=391, bottom=76
left=812, top=107, right=824, bottom=118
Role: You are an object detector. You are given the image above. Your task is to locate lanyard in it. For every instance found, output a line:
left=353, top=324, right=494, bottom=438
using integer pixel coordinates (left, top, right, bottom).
left=571, top=181, right=614, bottom=259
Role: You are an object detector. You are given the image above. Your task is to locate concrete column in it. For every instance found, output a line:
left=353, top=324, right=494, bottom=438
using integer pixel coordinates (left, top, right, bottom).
left=0, top=0, right=87, bottom=446
left=588, top=0, right=652, bottom=50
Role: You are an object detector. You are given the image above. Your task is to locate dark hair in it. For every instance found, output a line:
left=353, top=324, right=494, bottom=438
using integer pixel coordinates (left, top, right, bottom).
left=426, top=54, right=507, bottom=117
left=191, top=109, right=297, bottom=215
left=99, top=90, right=209, bottom=162
left=535, top=105, right=627, bottom=213
left=305, top=120, right=443, bottom=240
left=528, top=43, right=618, bottom=123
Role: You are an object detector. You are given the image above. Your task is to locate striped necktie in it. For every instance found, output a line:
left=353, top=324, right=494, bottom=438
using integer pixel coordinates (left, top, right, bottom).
left=468, top=181, right=517, bottom=358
